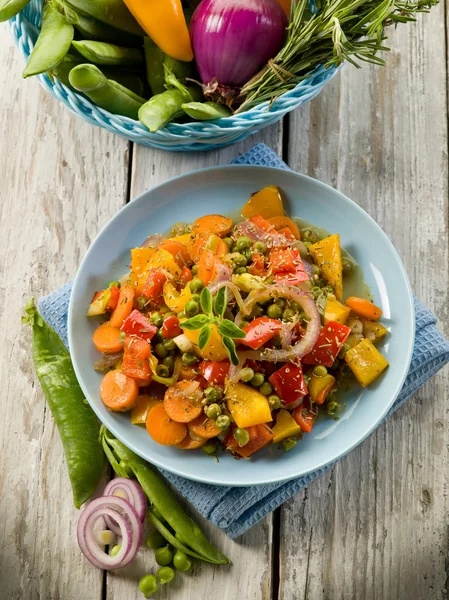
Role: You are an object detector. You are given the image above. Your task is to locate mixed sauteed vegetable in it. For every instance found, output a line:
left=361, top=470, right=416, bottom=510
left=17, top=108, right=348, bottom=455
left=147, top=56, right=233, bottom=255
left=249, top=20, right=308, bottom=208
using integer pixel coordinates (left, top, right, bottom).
left=88, top=185, right=389, bottom=457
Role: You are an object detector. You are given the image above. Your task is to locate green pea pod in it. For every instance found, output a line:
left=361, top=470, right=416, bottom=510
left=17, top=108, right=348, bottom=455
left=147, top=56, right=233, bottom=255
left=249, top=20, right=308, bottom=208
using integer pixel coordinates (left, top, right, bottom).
left=69, top=63, right=145, bottom=119
left=143, top=36, right=165, bottom=96
left=23, top=2, right=74, bottom=78
left=72, top=40, right=143, bottom=66
left=74, top=13, right=142, bottom=46
left=100, top=427, right=230, bottom=565
left=182, top=102, right=232, bottom=121
left=22, top=299, right=104, bottom=508
left=0, top=0, right=30, bottom=22
left=66, top=0, right=143, bottom=35
left=50, top=53, right=83, bottom=87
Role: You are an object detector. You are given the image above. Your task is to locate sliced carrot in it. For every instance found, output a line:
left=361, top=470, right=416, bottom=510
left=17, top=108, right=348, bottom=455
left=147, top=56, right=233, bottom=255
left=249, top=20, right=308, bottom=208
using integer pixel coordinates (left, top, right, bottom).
left=346, top=297, right=382, bottom=321
left=192, top=215, right=233, bottom=237
left=100, top=370, right=139, bottom=412
left=146, top=403, right=187, bottom=446
left=163, top=380, right=203, bottom=423
left=267, top=216, right=301, bottom=239
left=110, top=284, right=135, bottom=328
left=197, top=250, right=220, bottom=286
left=188, top=415, right=222, bottom=439
left=175, top=434, right=206, bottom=450
left=190, top=233, right=208, bottom=262
left=160, top=239, right=192, bottom=268
left=92, top=322, right=123, bottom=354
left=122, top=337, right=152, bottom=381
left=131, top=395, right=162, bottom=424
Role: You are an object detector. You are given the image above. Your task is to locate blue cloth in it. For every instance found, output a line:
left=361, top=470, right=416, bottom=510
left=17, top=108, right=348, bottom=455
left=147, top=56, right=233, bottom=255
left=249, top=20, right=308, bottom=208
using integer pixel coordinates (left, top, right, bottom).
left=39, top=144, right=449, bottom=539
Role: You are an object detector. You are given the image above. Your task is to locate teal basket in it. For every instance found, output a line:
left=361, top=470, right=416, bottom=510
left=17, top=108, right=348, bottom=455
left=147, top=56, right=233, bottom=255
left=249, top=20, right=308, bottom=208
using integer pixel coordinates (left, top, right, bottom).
left=10, top=0, right=339, bottom=152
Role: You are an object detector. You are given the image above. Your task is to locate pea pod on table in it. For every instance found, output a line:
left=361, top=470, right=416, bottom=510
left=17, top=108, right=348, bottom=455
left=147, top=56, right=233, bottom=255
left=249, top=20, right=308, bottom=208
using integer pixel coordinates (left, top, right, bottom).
left=0, top=0, right=30, bottom=22
left=72, top=40, right=143, bottom=66
left=22, top=299, right=104, bottom=508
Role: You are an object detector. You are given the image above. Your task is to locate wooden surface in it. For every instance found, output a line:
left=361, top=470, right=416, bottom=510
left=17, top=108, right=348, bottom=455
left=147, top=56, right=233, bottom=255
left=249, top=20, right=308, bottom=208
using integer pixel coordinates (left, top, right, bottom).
left=0, top=4, right=448, bottom=598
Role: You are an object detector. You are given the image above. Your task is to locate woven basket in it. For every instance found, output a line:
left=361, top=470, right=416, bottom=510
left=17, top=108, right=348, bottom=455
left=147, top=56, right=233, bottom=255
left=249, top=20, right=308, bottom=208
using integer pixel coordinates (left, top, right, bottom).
left=10, top=0, right=339, bottom=152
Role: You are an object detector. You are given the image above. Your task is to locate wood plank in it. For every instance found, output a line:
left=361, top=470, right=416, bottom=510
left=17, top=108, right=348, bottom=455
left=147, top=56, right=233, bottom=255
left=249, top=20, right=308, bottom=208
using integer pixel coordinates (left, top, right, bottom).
left=0, top=25, right=129, bottom=599
left=281, top=6, right=449, bottom=600
left=106, top=124, right=283, bottom=600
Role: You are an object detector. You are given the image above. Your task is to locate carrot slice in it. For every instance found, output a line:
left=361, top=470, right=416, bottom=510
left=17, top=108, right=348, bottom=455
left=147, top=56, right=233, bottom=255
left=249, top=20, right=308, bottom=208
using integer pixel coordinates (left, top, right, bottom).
left=160, top=239, right=192, bottom=268
left=146, top=403, right=187, bottom=446
left=163, top=380, right=203, bottom=423
left=110, top=284, right=135, bottom=328
left=100, top=370, right=139, bottom=412
left=192, top=215, right=233, bottom=237
left=346, top=297, right=382, bottom=321
left=267, top=216, right=301, bottom=239
left=92, top=322, right=123, bottom=354
left=175, top=434, right=206, bottom=450
left=188, top=415, right=222, bottom=439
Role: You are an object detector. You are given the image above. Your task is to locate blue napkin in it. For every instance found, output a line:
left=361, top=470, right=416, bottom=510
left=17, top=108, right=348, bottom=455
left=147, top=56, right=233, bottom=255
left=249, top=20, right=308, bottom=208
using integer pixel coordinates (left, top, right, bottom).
left=39, top=144, right=449, bottom=539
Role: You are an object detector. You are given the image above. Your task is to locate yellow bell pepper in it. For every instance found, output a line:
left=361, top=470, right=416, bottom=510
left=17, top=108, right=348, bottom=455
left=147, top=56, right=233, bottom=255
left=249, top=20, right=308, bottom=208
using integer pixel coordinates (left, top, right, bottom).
left=170, top=233, right=194, bottom=247
left=122, top=0, right=193, bottom=62
left=182, top=323, right=228, bottom=362
left=163, top=281, right=192, bottom=314
left=324, top=297, right=351, bottom=325
left=344, top=338, right=389, bottom=387
left=226, top=383, right=272, bottom=428
left=272, top=409, right=302, bottom=444
left=308, top=373, right=336, bottom=404
left=241, top=185, right=284, bottom=220
left=131, top=395, right=162, bottom=425
left=134, top=248, right=181, bottom=296
left=361, top=319, right=388, bottom=342
left=130, top=247, right=155, bottom=289
left=309, top=234, right=343, bottom=300
left=87, top=288, right=111, bottom=316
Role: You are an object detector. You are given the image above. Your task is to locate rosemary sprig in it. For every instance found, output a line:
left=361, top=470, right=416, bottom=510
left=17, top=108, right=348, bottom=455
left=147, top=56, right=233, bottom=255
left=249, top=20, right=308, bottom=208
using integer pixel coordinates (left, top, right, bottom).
left=237, top=0, right=438, bottom=112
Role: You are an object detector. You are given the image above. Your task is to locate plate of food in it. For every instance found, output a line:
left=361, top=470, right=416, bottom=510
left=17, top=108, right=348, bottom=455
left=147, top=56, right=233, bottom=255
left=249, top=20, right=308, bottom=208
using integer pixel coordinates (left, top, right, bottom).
left=68, top=165, right=414, bottom=486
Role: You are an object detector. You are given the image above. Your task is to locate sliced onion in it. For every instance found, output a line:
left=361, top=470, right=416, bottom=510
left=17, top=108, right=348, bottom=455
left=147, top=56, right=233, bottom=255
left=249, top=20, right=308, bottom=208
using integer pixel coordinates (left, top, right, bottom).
left=234, top=221, right=292, bottom=249
left=104, top=478, right=147, bottom=524
left=207, top=281, right=250, bottom=316
left=141, top=234, right=165, bottom=248
left=211, top=262, right=232, bottom=285
left=93, top=352, right=123, bottom=372
left=173, top=334, right=194, bottom=353
left=77, top=497, right=143, bottom=570
left=279, top=322, right=294, bottom=350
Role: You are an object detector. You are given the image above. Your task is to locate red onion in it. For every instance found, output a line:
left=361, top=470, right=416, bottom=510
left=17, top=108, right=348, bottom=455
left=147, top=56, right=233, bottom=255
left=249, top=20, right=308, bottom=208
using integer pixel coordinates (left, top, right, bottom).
left=191, top=0, right=287, bottom=100
left=207, top=280, right=250, bottom=315
left=93, top=352, right=123, bottom=372
left=103, top=478, right=147, bottom=534
left=141, top=234, right=165, bottom=248
left=234, top=220, right=292, bottom=248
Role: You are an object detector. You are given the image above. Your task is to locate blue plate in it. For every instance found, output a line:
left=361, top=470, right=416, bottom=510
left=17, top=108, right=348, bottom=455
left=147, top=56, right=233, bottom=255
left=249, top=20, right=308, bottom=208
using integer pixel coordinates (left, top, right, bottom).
left=69, top=166, right=414, bottom=486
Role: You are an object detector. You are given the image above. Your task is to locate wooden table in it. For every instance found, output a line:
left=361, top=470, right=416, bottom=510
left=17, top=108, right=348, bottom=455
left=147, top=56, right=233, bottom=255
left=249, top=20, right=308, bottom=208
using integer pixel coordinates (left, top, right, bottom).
left=1, top=8, right=448, bottom=598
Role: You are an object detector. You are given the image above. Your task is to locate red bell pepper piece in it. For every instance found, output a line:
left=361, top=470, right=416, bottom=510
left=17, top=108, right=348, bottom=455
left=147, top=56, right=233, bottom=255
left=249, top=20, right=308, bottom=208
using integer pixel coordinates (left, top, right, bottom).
left=199, top=360, right=230, bottom=386
left=122, top=336, right=152, bottom=382
left=161, top=315, right=182, bottom=339
left=142, top=271, right=167, bottom=302
left=273, top=248, right=309, bottom=285
left=179, top=266, right=193, bottom=285
left=107, top=285, right=120, bottom=311
left=302, top=321, right=351, bottom=367
left=248, top=253, right=266, bottom=276
left=226, top=424, right=274, bottom=458
left=241, top=317, right=283, bottom=350
left=269, top=363, right=308, bottom=407
left=292, top=402, right=317, bottom=433
left=277, top=227, right=296, bottom=241
left=121, top=309, right=158, bottom=341
left=270, top=248, right=296, bottom=273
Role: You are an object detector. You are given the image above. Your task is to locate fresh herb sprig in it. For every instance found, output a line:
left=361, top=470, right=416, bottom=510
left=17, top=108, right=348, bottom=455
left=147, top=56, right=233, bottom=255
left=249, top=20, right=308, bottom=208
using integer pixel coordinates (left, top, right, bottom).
left=180, top=287, right=246, bottom=366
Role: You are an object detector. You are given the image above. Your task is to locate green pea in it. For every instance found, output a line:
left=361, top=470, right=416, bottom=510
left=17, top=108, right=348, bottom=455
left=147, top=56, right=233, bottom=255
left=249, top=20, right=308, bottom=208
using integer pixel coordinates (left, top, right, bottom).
left=223, top=237, right=234, bottom=251
left=244, top=249, right=253, bottom=262
left=216, top=415, right=231, bottom=431
left=109, top=544, right=121, bottom=557
left=191, top=293, right=201, bottom=303
left=259, top=382, right=273, bottom=396
left=150, top=312, right=163, bottom=328
left=250, top=373, right=265, bottom=388
left=173, top=550, right=192, bottom=572
left=235, top=236, right=251, bottom=252
left=146, top=530, right=165, bottom=550
left=163, top=338, right=176, bottom=352
left=162, top=356, right=174, bottom=369
left=282, top=308, right=295, bottom=322
left=182, top=352, right=199, bottom=366
left=189, top=278, right=204, bottom=293
left=312, top=264, right=321, bottom=276
left=185, top=299, right=199, bottom=317
left=327, top=400, right=340, bottom=416
left=267, top=303, right=283, bottom=319
left=157, top=365, right=170, bottom=378
left=313, top=365, right=328, bottom=377
left=338, top=343, right=351, bottom=359
left=191, top=264, right=199, bottom=276
left=157, top=566, right=175, bottom=584
left=268, top=395, right=281, bottom=410
left=342, top=257, right=354, bottom=273
left=250, top=304, right=264, bottom=318
left=205, top=403, right=221, bottom=420
left=233, top=428, right=250, bottom=447
left=274, top=298, right=287, bottom=310
left=153, top=330, right=164, bottom=343
left=282, top=438, right=297, bottom=452
left=240, top=367, right=255, bottom=382
left=136, top=297, right=148, bottom=310
left=202, top=440, right=217, bottom=455
left=233, top=254, right=248, bottom=268
left=204, top=387, right=222, bottom=403
left=235, top=267, right=247, bottom=275
left=155, top=343, right=168, bottom=358
left=303, top=229, right=318, bottom=243
left=253, top=241, right=267, bottom=254
left=290, top=301, right=301, bottom=312
left=155, top=545, right=174, bottom=566
left=139, top=574, right=158, bottom=598
left=178, top=311, right=186, bottom=319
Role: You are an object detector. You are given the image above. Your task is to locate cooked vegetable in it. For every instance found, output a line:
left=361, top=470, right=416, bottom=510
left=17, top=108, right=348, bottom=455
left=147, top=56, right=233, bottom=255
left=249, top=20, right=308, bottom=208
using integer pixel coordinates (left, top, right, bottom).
left=131, top=394, right=162, bottom=424
left=226, top=424, right=274, bottom=457
left=122, top=336, right=152, bottom=382
left=346, top=296, right=383, bottom=321
left=192, top=214, right=233, bottom=237
left=344, top=338, right=389, bottom=387
left=362, top=319, right=388, bottom=342
left=267, top=216, right=300, bottom=239
left=292, top=403, right=316, bottom=433
left=309, top=234, right=343, bottom=300
left=241, top=185, right=284, bottom=220
left=100, top=369, right=139, bottom=411
left=324, top=298, right=351, bottom=325
left=163, top=380, right=203, bottom=423
left=146, top=402, right=187, bottom=445
left=302, top=321, right=351, bottom=367
left=226, top=382, right=272, bottom=428
left=308, top=372, right=336, bottom=405
left=110, top=283, right=135, bottom=328
left=269, top=363, right=308, bottom=408
left=272, top=409, right=302, bottom=444
left=92, top=322, right=123, bottom=354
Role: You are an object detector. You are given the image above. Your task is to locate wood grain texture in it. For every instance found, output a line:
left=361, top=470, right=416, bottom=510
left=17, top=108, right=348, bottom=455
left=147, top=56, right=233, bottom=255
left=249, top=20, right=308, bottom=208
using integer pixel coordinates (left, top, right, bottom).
left=0, top=24, right=129, bottom=600
left=281, top=6, right=449, bottom=599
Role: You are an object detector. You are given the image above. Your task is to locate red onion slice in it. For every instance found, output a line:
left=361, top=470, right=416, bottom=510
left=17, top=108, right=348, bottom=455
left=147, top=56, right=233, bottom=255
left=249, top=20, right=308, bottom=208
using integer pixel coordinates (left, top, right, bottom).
left=77, top=496, right=143, bottom=570
left=207, top=281, right=250, bottom=316
left=103, top=478, right=147, bottom=534
left=93, top=352, right=123, bottom=372
left=141, top=234, right=165, bottom=248
left=234, top=221, right=292, bottom=248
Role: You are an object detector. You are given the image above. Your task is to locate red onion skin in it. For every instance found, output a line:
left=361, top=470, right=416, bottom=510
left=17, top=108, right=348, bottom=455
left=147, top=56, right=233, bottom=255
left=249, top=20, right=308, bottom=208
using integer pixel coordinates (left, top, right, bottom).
left=191, top=0, right=287, bottom=90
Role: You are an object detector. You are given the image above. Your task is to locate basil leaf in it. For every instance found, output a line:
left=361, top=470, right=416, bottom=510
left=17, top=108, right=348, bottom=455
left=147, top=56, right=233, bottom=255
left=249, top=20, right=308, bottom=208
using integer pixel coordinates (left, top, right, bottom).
left=213, top=286, right=227, bottom=318
left=218, top=319, right=246, bottom=339
left=180, top=314, right=210, bottom=331
left=200, top=287, right=213, bottom=315
left=198, top=325, right=212, bottom=350
left=222, top=336, right=239, bottom=366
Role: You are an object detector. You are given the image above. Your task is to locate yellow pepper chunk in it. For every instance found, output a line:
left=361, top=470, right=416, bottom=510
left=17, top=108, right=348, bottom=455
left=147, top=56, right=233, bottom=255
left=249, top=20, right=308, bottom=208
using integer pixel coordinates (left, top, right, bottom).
left=241, top=185, right=284, bottom=219
left=182, top=323, right=228, bottom=362
left=345, top=338, right=389, bottom=387
left=272, top=409, right=302, bottom=444
left=130, top=247, right=155, bottom=289
left=309, top=234, right=343, bottom=300
left=131, top=395, right=162, bottom=425
left=163, top=282, right=192, bottom=314
left=226, top=383, right=272, bottom=428
left=308, top=373, right=336, bottom=404
left=324, top=298, right=351, bottom=325
left=148, top=248, right=181, bottom=277
left=170, top=233, right=194, bottom=247
left=361, top=319, right=388, bottom=342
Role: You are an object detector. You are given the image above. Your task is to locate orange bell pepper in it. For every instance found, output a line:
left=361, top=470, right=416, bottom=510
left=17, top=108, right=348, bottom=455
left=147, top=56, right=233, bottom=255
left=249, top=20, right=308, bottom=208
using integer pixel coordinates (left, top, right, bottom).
left=277, top=0, right=292, bottom=16
left=122, top=0, right=193, bottom=62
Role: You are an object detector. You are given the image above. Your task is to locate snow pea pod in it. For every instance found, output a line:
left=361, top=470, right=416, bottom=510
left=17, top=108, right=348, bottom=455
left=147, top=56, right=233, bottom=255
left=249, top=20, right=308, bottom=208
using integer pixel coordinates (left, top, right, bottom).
left=182, top=102, right=232, bottom=121
left=69, top=63, right=146, bottom=118
left=66, top=0, right=143, bottom=35
left=144, top=37, right=193, bottom=96
left=22, top=300, right=104, bottom=509
left=23, top=1, right=74, bottom=78
left=0, top=0, right=30, bottom=22
left=74, top=13, right=142, bottom=46
left=72, top=40, right=143, bottom=66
